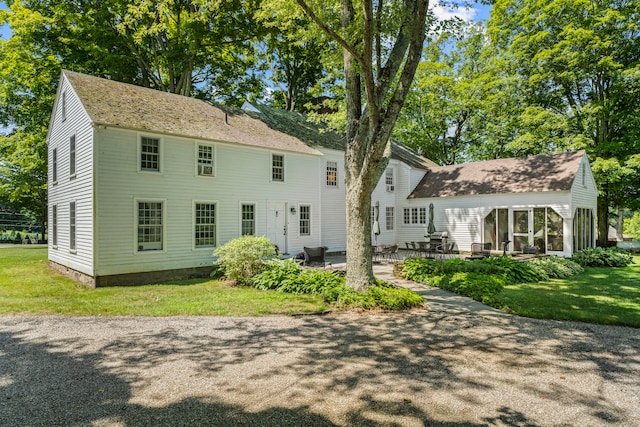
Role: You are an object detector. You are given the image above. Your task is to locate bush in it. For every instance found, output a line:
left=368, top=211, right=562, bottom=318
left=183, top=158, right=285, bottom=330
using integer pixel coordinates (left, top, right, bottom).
left=213, top=235, right=277, bottom=282
left=571, top=247, right=634, bottom=267
left=528, top=257, right=584, bottom=280
left=436, top=272, right=507, bottom=305
left=248, top=259, right=424, bottom=310
left=401, top=258, right=501, bottom=282
left=479, top=257, right=539, bottom=284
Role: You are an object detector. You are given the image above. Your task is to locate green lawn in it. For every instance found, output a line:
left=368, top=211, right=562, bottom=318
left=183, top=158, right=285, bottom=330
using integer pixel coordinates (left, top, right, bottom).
left=0, top=247, right=328, bottom=316
left=496, top=255, right=640, bottom=327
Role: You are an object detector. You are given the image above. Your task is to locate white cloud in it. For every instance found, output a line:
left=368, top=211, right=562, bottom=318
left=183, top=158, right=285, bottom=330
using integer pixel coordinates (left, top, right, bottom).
left=430, top=4, right=478, bottom=22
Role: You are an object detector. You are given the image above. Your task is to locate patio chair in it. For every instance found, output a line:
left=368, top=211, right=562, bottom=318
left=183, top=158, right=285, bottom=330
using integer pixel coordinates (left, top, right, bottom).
left=382, top=244, right=400, bottom=262
left=303, top=246, right=331, bottom=268
left=466, top=242, right=492, bottom=260
left=404, top=242, right=418, bottom=258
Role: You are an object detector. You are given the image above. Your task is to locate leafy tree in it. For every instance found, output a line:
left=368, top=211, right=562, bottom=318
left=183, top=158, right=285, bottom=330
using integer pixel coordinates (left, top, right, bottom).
left=623, top=211, right=640, bottom=239
left=257, top=14, right=337, bottom=112
left=489, top=0, right=640, bottom=246
left=294, top=0, right=431, bottom=291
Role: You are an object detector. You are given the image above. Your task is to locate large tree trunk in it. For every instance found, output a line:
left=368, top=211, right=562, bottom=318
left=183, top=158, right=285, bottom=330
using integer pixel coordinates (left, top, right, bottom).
left=597, top=197, right=609, bottom=247
left=345, top=183, right=374, bottom=291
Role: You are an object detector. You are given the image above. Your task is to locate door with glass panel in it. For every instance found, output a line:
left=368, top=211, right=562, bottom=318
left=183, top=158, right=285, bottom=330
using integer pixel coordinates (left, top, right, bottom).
left=512, top=209, right=532, bottom=252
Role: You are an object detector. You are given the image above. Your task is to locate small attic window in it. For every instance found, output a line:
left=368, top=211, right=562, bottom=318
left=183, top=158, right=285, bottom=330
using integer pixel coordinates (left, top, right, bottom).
left=582, top=163, right=586, bottom=187
left=61, top=91, right=67, bottom=121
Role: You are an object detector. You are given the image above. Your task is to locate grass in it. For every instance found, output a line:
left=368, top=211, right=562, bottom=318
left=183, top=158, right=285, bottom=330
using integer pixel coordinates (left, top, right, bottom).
left=0, top=247, right=328, bottom=316
left=495, top=255, right=640, bottom=327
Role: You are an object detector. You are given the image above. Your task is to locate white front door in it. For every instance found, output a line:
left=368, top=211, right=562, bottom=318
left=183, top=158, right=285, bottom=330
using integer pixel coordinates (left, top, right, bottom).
left=267, top=201, right=287, bottom=254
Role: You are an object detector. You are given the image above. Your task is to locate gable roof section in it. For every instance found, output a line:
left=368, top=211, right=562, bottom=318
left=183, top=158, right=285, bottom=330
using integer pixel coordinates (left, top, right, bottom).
left=243, top=103, right=437, bottom=170
left=62, top=70, right=321, bottom=156
left=409, top=150, right=586, bottom=199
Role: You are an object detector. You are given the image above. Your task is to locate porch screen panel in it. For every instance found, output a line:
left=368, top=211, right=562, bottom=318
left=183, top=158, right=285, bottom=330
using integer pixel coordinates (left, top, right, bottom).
left=484, top=210, right=497, bottom=249
left=534, top=208, right=546, bottom=253
left=547, top=208, right=563, bottom=251
left=497, top=209, right=509, bottom=250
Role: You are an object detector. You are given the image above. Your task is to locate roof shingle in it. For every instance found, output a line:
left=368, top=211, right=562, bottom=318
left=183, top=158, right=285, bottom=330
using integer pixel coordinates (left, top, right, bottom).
left=408, top=151, right=586, bottom=199
left=63, top=70, right=321, bottom=156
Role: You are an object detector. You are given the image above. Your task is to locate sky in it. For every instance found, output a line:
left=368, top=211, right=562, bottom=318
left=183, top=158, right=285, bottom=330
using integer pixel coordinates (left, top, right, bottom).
left=0, top=1, right=492, bottom=41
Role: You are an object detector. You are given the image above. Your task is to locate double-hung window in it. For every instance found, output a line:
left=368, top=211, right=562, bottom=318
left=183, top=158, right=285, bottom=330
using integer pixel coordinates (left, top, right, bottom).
left=137, top=201, right=164, bottom=251
left=385, top=168, right=394, bottom=192
left=140, top=137, right=160, bottom=172
left=241, top=204, right=255, bottom=236
left=272, top=154, right=284, bottom=182
left=194, top=203, right=216, bottom=248
left=69, top=201, right=76, bottom=251
left=326, top=161, right=338, bottom=187
left=69, top=135, right=76, bottom=177
left=299, top=205, right=311, bottom=236
left=386, top=207, right=394, bottom=230
left=197, top=144, right=214, bottom=176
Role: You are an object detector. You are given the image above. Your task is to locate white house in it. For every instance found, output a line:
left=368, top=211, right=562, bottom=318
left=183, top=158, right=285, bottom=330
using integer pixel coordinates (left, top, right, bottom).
left=401, top=151, right=597, bottom=257
left=47, top=71, right=597, bottom=286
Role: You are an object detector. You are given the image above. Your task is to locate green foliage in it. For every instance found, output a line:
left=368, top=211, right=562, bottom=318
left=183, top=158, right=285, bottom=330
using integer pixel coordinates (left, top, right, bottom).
left=248, top=259, right=424, bottom=310
left=432, top=273, right=507, bottom=305
left=571, top=247, right=634, bottom=268
left=401, top=257, right=501, bottom=281
left=479, top=257, right=539, bottom=284
left=624, top=211, right=640, bottom=239
left=527, top=257, right=584, bottom=280
left=213, top=236, right=277, bottom=282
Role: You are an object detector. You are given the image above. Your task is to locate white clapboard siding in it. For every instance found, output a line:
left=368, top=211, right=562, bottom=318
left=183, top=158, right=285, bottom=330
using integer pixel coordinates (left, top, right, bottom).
left=397, top=191, right=574, bottom=256
left=47, top=75, right=94, bottom=275
left=94, top=127, right=322, bottom=276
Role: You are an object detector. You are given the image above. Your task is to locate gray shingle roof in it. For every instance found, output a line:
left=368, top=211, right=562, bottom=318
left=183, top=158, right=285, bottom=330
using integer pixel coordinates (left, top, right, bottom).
left=408, top=150, right=586, bottom=199
left=243, top=103, right=437, bottom=170
left=63, top=70, right=321, bottom=156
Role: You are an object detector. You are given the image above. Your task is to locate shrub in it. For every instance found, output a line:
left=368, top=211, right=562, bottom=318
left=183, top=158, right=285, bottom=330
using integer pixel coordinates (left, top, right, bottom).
left=528, top=257, right=584, bottom=280
left=426, top=273, right=507, bottom=305
left=248, top=259, right=424, bottom=310
left=401, top=257, right=500, bottom=281
left=213, top=235, right=277, bottom=282
left=571, top=247, right=634, bottom=267
left=479, top=257, right=539, bottom=284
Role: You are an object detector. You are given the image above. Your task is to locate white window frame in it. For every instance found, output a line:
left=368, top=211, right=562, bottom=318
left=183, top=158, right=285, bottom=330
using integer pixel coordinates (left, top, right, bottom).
left=385, top=168, right=395, bottom=192
left=52, top=148, right=58, bottom=184
left=52, top=204, right=58, bottom=248
left=386, top=206, right=394, bottom=230
left=138, top=135, right=162, bottom=173
left=69, top=201, right=76, bottom=253
left=69, top=134, right=76, bottom=178
left=134, top=199, right=166, bottom=253
left=193, top=201, right=217, bottom=249
left=326, top=160, right=338, bottom=187
left=240, top=202, right=256, bottom=236
left=271, top=153, right=285, bottom=182
left=196, top=143, right=215, bottom=177
left=403, top=207, right=426, bottom=225
left=299, top=204, right=311, bottom=237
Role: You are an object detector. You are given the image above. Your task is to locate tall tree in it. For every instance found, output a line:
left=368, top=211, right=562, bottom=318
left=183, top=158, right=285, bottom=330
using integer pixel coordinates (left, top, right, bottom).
left=489, top=0, right=640, bottom=246
left=293, top=0, right=431, bottom=291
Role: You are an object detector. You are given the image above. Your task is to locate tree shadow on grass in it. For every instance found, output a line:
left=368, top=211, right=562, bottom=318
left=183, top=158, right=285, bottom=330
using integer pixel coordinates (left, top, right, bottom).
left=1, top=311, right=638, bottom=426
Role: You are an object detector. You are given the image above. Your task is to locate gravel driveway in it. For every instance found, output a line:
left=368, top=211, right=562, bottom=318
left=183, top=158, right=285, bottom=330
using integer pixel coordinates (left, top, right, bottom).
left=1, top=298, right=639, bottom=427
